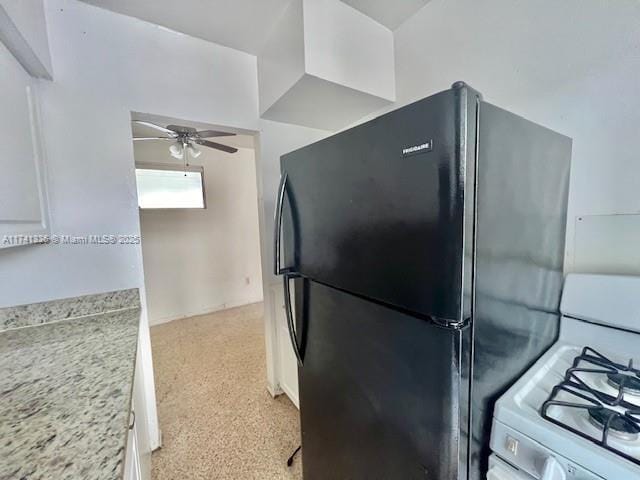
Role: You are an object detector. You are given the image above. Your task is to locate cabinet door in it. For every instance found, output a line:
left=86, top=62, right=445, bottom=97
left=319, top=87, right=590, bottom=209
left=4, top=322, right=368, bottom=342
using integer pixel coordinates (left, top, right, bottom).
left=124, top=344, right=151, bottom=480
left=133, top=344, right=151, bottom=479
left=0, top=40, right=49, bottom=246
left=123, top=425, right=141, bottom=480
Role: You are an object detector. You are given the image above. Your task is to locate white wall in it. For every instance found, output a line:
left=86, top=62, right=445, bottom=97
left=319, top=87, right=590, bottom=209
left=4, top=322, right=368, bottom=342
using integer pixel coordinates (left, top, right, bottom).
left=135, top=142, right=263, bottom=326
left=0, top=0, right=260, bottom=450
left=0, top=0, right=330, bottom=441
left=390, top=0, right=640, bottom=272
left=303, top=0, right=395, bottom=100
left=0, top=0, right=53, bottom=76
left=257, top=0, right=305, bottom=115
left=255, top=119, right=329, bottom=396
left=0, top=0, right=259, bottom=308
left=258, top=0, right=394, bottom=131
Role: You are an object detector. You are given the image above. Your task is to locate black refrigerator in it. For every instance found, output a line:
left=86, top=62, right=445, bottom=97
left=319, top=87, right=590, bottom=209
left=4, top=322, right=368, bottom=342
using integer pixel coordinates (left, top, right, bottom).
left=273, top=82, right=571, bottom=480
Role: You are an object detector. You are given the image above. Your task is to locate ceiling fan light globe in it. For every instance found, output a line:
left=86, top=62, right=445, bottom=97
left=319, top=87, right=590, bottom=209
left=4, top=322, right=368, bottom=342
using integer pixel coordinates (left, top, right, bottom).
left=169, top=142, right=184, bottom=159
left=187, top=144, right=202, bottom=158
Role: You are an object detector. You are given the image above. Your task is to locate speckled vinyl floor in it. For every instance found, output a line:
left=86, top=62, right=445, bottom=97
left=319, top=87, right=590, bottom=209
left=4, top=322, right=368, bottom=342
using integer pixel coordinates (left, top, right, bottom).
left=150, top=303, right=303, bottom=479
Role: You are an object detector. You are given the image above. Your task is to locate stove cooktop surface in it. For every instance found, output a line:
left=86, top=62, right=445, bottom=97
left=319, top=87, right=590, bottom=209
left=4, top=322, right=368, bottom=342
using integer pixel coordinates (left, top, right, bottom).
left=493, top=318, right=640, bottom=479
left=541, top=347, right=640, bottom=465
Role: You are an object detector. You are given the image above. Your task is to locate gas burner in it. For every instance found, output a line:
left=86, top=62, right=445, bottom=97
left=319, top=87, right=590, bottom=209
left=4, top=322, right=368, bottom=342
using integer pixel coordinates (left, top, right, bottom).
left=564, top=347, right=640, bottom=407
left=608, top=372, right=640, bottom=396
left=588, top=406, right=640, bottom=441
left=541, top=346, right=640, bottom=466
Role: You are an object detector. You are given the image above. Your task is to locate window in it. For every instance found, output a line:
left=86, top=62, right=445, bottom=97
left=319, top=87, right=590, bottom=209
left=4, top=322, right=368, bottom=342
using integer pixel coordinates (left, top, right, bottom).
left=135, top=164, right=205, bottom=209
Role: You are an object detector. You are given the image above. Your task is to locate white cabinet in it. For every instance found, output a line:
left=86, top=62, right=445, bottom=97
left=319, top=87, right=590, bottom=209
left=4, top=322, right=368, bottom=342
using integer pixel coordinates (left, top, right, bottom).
left=124, top=345, right=152, bottom=480
left=123, top=418, right=141, bottom=480
left=0, top=39, right=49, bottom=246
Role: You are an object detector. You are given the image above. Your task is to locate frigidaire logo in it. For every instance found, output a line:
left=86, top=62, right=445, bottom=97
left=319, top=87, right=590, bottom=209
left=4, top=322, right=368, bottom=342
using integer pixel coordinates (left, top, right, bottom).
left=402, top=140, right=433, bottom=157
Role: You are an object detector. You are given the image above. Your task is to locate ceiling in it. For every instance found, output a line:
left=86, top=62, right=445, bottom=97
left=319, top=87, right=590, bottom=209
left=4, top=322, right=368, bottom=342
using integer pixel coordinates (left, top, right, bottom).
left=341, top=0, right=430, bottom=30
left=80, top=0, right=293, bottom=54
left=80, top=0, right=431, bottom=55
left=131, top=112, right=255, bottom=150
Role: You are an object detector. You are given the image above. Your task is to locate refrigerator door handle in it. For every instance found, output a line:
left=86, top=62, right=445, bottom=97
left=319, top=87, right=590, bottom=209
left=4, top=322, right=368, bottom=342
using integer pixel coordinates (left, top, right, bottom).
left=283, top=273, right=303, bottom=367
left=274, top=173, right=302, bottom=367
left=273, top=171, right=289, bottom=275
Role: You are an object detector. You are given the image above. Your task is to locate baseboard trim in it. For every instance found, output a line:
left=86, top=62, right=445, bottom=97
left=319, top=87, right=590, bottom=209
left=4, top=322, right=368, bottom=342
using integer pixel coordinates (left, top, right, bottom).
left=150, top=428, right=162, bottom=452
left=266, top=382, right=283, bottom=398
left=149, top=299, right=263, bottom=326
left=280, top=381, right=300, bottom=409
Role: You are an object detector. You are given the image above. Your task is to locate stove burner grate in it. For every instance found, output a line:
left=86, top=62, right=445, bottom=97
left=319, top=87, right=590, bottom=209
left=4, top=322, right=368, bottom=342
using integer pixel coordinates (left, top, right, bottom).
left=588, top=406, right=640, bottom=441
left=541, top=347, right=640, bottom=466
left=607, top=372, right=640, bottom=396
left=563, top=347, right=640, bottom=407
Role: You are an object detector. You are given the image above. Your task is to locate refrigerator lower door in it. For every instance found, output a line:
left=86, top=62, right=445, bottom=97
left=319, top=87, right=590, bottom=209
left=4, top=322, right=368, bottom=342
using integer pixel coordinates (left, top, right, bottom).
left=296, top=279, right=468, bottom=480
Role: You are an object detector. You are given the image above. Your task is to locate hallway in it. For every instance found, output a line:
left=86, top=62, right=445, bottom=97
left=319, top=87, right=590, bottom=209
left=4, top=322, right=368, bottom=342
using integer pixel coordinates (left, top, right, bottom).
left=150, top=303, right=302, bottom=479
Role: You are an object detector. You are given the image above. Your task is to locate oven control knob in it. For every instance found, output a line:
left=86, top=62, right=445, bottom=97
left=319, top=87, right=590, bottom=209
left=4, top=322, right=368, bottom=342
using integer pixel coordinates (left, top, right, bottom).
left=541, top=456, right=566, bottom=480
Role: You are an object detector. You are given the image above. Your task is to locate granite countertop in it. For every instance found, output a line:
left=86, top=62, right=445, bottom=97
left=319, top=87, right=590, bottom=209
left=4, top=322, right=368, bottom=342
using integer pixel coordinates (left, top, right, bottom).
left=0, top=292, right=140, bottom=480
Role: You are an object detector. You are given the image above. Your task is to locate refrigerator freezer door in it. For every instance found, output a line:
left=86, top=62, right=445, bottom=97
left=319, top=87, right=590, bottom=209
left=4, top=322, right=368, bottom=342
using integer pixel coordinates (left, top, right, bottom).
left=296, top=279, right=468, bottom=480
left=281, top=85, right=478, bottom=323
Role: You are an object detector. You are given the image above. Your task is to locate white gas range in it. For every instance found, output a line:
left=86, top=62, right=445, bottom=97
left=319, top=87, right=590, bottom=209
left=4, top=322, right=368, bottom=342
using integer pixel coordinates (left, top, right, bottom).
left=489, top=273, right=640, bottom=480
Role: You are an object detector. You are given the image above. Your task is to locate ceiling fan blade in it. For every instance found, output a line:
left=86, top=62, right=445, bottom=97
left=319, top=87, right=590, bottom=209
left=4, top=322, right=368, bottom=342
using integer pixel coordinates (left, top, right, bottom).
left=167, top=124, right=197, bottom=134
left=195, top=139, right=238, bottom=154
left=132, top=121, right=177, bottom=136
left=193, top=130, right=236, bottom=138
left=133, top=137, right=174, bottom=141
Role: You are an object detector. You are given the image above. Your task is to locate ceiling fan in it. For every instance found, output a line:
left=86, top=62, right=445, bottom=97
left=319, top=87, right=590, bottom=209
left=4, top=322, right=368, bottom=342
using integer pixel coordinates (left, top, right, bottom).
left=132, top=121, right=239, bottom=161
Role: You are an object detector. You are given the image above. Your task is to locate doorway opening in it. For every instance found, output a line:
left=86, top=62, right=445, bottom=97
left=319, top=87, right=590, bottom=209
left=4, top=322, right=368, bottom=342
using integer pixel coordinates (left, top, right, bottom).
left=129, top=112, right=301, bottom=479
